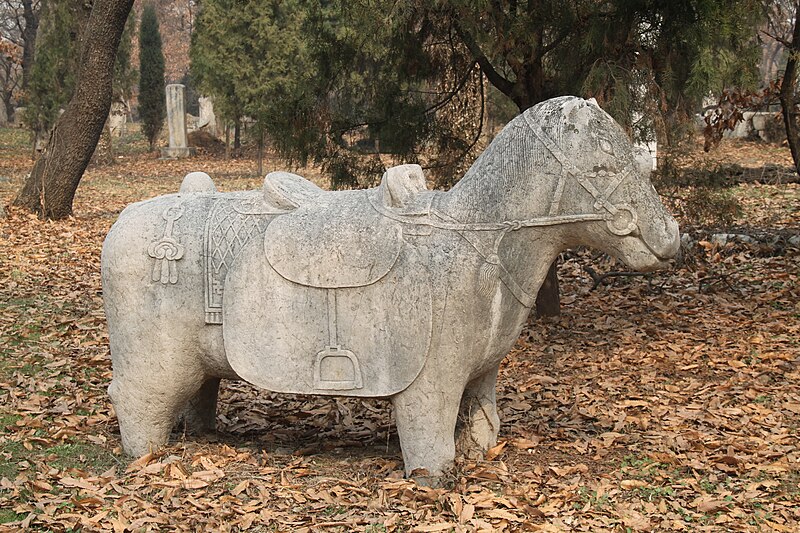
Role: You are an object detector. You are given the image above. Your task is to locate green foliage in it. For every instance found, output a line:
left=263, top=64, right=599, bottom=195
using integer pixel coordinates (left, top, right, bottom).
left=190, top=0, right=247, bottom=140
left=448, top=0, right=763, bottom=139
left=23, top=1, right=138, bottom=143
left=192, top=0, right=481, bottom=188
left=190, top=0, right=764, bottom=187
left=138, top=4, right=166, bottom=151
left=192, top=0, right=320, bottom=159
left=113, top=11, right=137, bottom=104
left=646, top=0, right=763, bottom=133
left=23, top=1, right=87, bottom=137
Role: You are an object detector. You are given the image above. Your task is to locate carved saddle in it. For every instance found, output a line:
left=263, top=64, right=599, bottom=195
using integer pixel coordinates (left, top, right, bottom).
left=216, top=165, right=436, bottom=397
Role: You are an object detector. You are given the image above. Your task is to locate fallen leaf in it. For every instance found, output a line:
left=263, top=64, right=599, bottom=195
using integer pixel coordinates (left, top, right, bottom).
left=620, top=480, right=649, bottom=490
left=485, top=441, right=507, bottom=461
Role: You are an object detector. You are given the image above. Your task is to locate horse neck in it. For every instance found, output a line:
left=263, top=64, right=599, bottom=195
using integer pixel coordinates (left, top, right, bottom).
left=442, top=124, right=557, bottom=223
left=439, top=120, right=574, bottom=300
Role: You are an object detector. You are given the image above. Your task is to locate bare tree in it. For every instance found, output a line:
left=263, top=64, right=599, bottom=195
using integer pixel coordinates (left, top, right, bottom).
left=0, top=1, right=40, bottom=122
left=0, top=38, right=20, bottom=123
left=761, top=1, right=796, bottom=82
left=0, top=0, right=40, bottom=90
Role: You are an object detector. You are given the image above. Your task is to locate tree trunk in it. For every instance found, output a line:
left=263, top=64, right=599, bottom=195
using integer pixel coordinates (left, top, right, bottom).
left=12, top=0, right=135, bottom=219
left=780, top=2, right=800, bottom=178
left=2, top=92, right=13, bottom=125
left=21, top=0, right=40, bottom=92
left=257, top=129, right=264, bottom=176
left=535, top=261, right=560, bottom=318
left=233, top=120, right=241, bottom=151
left=225, top=122, right=231, bottom=160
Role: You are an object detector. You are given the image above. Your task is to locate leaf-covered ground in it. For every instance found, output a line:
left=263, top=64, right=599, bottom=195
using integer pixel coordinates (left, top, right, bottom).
left=0, top=129, right=798, bottom=532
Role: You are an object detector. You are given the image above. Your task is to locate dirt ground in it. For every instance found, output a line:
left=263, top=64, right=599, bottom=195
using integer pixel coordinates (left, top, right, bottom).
left=0, top=129, right=798, bottom=532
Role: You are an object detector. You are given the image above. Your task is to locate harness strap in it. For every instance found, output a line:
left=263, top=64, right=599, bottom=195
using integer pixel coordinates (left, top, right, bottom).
left=549, top=174, right=567, bottom=217
left=368, top=194, right=606, bottom=232
left=595, top=167, right=632, bottom=212
left=523, top=113, right=577, bottom=173
left=433, top=212, right=537, bottom=308
left=523, top=111, right=636, bottom=220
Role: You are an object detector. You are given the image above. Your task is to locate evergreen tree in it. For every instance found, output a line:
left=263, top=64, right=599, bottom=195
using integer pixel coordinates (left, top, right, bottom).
left=191, top=0, right=316, bottom=161
left=23, top=0, right=90, bottom=149
left=138, top=3, right=165, bottom=151
left=114, top=11, right=137, bottom=105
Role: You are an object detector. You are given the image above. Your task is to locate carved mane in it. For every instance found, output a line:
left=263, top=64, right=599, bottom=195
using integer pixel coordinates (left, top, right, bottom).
left=446, top=96, right=578, bottom=223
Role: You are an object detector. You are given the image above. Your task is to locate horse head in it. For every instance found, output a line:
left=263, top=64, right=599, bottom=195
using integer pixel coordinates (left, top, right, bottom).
left=521, top=96, right=680, bottom=271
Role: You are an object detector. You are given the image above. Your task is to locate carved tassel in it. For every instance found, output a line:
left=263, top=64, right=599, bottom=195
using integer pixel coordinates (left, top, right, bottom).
left=478, top=254, right=500, bottom=296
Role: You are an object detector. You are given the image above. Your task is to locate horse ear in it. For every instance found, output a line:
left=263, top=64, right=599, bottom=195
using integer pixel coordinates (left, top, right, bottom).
left=381, top=164, right=427, bottom=208
left=561, top=96, right=600, bottom=121
left=587, top=98, right=599, bottom=108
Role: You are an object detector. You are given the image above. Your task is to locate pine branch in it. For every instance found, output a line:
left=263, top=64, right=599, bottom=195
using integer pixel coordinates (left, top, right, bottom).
left=453, top=21, right=514, bottom=99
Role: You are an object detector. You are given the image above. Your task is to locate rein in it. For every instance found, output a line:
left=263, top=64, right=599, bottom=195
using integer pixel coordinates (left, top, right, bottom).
left=367, top=113, right=643, bottom=307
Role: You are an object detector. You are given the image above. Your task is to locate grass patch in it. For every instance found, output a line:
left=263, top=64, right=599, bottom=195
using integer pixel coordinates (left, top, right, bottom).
left=620, top=454, right=668, bottom=480
left=44, top=442, right=121, bottom=473
left=113, top=130, right=149, bottom=156
left=0, top=413, right=22, bottom=432
left=636, top=485, right=675, bottom=500
left=1, top=438, right=122, bottom=480
left=0, top=440, right=26, bottom=479
left=575, top=487, right=610, bottom=510
left=0, top=509, right=26, bottom=524
left=0, top=127, right=30, bottom=151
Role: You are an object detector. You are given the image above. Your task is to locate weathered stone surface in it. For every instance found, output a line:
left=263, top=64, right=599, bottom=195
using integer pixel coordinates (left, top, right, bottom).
left=712, top=110, right=786, bottom=143
left=161, top=84, right=195, bottom=159
left=108, top=101, right=127, bottom=138
left=711, top=233, right=758, bottom=245
left=197, top=96, right=217, bottom=137
left=102, top=96, right=680, bottom=480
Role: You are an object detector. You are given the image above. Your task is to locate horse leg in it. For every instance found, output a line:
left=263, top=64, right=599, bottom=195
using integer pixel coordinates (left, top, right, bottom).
left=456, top=365, right=501, bottom=459
left=392, top=377, right=463, bottom=485
left=180, top=377, right=221, bottom=435
left=108, top=356, right=207, bottom=457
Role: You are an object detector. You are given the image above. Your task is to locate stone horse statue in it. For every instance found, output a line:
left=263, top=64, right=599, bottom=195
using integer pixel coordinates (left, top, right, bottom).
left=102, top=96, right=679, bottom=481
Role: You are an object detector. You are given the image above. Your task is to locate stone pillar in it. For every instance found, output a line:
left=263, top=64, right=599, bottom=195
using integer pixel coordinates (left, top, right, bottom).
left=198, top=96, right=218, bottom=137
left=161, top=84, right=195, bottom=158
left=108, top=101, right=127, bottom=138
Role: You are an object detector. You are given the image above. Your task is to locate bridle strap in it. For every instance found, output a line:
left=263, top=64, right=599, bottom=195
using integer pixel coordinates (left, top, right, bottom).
left=362, top=111, right=644, bottom=307
left=368, top=195, right=607, bottom=233
left=433, top=211, right=537, bottom=308
left=522, top=112, right=638, bottom=233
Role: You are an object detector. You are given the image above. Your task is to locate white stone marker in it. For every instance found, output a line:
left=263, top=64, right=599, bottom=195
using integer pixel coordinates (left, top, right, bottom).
left=161, top=84, right=195, bottom=158
left=197, top=96, right=217, bottom=137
